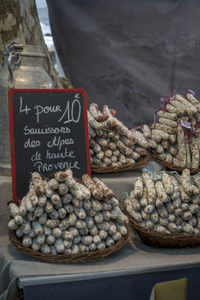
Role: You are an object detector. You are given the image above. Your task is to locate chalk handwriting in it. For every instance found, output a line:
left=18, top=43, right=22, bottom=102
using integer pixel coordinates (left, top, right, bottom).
left=47, top=136, right=74, bottom=151
left=24, top=138, right=40, bottom=149
left=58, top=98, right=81, bottom=124
left=24, top=125, right=71, bottom=135
left=16, top=92, right=85, bottom=180
left=34, top=105, right=61, bottom=123
left=19, top=96, right=81, bottom=124
left=31, top=151, right=41, bottom=162
left=46, top=147, right=75, bottom=160
left=33, top=160, right=80, bottom=172
left=19, top=97, right=31, bottom=115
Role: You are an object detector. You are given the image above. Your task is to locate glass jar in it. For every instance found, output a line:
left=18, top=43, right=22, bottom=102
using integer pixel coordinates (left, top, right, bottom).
left=0, top=42, right=54, bottom=175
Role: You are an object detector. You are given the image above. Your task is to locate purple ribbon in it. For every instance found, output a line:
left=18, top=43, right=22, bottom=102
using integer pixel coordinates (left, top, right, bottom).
left=180, top=120, right=192, bottom=129
left=187, top=89, right=195, bottom=96
left=160, top=97, right=170, bottom=109
left=180, top=120, right=194, bottom=143
left=160, top=96, right=169, bottom=104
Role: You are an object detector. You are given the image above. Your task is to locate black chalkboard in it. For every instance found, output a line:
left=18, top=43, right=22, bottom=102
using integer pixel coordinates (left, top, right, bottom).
left=8, top=89, right=91, bottom=201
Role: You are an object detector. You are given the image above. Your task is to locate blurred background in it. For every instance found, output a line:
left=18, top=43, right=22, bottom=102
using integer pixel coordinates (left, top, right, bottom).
left=35, top=0, right=65, bottom=78
left=37, top=0, right=200, bottom=128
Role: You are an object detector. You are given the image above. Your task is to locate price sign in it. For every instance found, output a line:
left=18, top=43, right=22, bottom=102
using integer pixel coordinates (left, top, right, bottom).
left=9, top=89, right=91, bottom=200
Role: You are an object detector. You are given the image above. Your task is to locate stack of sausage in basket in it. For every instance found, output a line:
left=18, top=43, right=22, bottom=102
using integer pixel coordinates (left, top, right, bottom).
left=8, top=169, right=128, bottom=259
left=139, top=90, right=200, bottom=172
left=88, top=103, right=154, bottom=172
left=125, top=169, right=200, bottom=235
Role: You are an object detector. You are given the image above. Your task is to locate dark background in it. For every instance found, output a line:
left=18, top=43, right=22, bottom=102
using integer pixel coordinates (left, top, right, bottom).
left=47, top=0, right=200, bottom=128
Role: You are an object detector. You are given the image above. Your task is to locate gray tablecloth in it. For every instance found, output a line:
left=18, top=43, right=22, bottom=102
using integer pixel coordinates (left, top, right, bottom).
left=1, top=164, right=200, bottom=300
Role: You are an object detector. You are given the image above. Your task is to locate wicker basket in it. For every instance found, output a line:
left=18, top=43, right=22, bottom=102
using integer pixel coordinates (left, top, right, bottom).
left=152, top=151, right=200, bottom=174
left=91, top=153, right=150, bottom=174
left=124, top=209, right=200, bottom=248
left=8, top=228, right=128, bottom=263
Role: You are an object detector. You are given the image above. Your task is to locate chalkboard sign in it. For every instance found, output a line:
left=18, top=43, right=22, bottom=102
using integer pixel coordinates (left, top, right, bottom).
left=8, top=89, right=91, bottom=201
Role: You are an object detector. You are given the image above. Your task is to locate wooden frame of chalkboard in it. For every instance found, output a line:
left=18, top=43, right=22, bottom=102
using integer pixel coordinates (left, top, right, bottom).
left=8, top=89, right=91, bottom=201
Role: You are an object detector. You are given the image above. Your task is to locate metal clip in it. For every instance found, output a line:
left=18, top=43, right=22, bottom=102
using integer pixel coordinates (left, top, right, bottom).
left=6, top=41, right=23, bottom=89
left=6, top=41, right=23, bottom=53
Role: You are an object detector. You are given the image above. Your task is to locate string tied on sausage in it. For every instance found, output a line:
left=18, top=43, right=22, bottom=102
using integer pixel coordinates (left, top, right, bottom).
left=160, top=96, right=170, bottom=111
left=179, top=120, right=194, bottom=143
left=187, top=89, right=195, bottom=96
left=154, top=108, right=164, bottom=123
left=134, top=125, right=144, bottom=132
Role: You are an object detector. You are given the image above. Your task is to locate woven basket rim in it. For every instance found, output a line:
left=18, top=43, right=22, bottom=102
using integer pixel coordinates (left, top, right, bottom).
left=91, top=153, right=150, bottom=174
left=152, top=151, right=200, bottom=174
left=124, top=209, right=200, bottom=247
left=8, top=228, right=128, bottom=263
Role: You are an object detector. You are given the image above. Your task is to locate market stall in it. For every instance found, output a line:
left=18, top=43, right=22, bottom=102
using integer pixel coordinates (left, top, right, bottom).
left=1, top=166, right=200, bottom=299
left=2, top=2, right=200, bottom=299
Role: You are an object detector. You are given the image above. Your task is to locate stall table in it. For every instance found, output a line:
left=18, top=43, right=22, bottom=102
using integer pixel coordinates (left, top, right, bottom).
left=1, top=164, right=200, bottom=299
